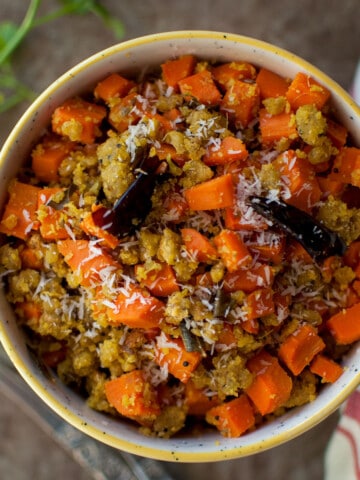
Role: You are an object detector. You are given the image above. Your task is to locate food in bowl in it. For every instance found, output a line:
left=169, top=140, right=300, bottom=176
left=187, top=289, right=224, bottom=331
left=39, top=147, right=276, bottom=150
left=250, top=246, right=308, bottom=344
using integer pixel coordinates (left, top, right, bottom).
left=0, top=50, right=360, bottom=441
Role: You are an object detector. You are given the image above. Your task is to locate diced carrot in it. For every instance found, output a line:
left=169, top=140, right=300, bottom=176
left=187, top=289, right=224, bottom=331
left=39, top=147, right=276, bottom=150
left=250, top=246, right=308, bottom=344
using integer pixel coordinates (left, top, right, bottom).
left=185, top=380, right=219, bottom=415
left=259, top=108, right=298, bottom=146
left=246, top=350, right=292, bottom=415
left=31, top=135, right=75, bottom=183
left=15, top=301, right=42, bottom=322
left=352, top=280, right=360, bottom=298
left=310, top=354, right=343, bottom=383
left=213, top=229, right=252, bottom=272
left=80, top=204, right=120, bottom=249
left=19, top=247, right=43, bottom=270
left=274, top=150, right=322, bottom=212
left=178, top=69, right=222, bottom=106
left=331, top=147, right=360, bottom=188
left=249, top=235, right=286, bottom=264
left=180, top=228, right=218, bottom=263
left=215, top=322, right=237, bottom=350
left=220, top=80, right=260, bottom=128
left=326, top=118, right=348, bottom=148
left=203, top=136, right=248, bottom=166
left=326, top=302, right=360, bottom=344
left=105, top=284, right=165, bottom=329
left=317, top=176, right=345, bottom=198
left=183, top=174, right=234, bottom=211
left=108, top=92, right=145, bottom=133
left=155, top=143, right=188, bottom=167
left=286, top=72, right=331, bottom=110
left=41, top=345, right=67, bottom=368
left=344, top=241, right=360, bottom=269
left=224, top=205, right=269, bottom=231
left=286, top=240, right=314, bottom=264
left=94, top=73, right=135, bottom=102
left=256, top=67, right=289, bottom=99
left=105, top=370, right=161, bottom=425
left=278, top=324, right=325, bottom=375
left=0, top=180, right=40, bottom=240
left=212, top=61, right=256, bottom=90
left=242, top=288, right=275, bottom=322
left=205, top=394, right=255, bottom=438
left=57, top=239, right=121, bottom=287
left=37, top=188, right=71, bottom=240
left=155, top=334, right=202, bottom=384
left=161, top=55, right=197, bottom=90
left=51, top=97, right=107, bottom=144
left=195, top=271, right=214, bottom=288
left=223, top=264, right=274, bottom=293
left=134, top=262, right=179, bottom=297
left=162, top=189, right=189, bottom=222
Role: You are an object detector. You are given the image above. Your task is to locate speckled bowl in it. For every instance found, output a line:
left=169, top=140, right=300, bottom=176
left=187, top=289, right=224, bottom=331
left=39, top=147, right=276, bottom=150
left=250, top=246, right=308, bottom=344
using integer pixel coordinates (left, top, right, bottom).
left=1, top=31, right=360, bottom=462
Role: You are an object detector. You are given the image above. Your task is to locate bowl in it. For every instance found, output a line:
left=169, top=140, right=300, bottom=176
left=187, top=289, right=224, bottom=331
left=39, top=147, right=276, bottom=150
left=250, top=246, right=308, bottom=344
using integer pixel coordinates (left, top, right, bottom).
left=0, top=30, right=360, bottom=462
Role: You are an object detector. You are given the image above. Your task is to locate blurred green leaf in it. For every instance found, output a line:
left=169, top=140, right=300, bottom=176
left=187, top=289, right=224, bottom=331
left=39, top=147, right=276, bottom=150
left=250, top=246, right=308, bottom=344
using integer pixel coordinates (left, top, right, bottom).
left=0, top=0, right=124, bottom=113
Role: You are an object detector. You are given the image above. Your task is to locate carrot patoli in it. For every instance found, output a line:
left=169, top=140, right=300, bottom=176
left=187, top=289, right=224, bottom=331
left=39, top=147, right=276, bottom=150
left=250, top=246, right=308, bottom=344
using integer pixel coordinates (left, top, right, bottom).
left=212, top=61, right=257, bottom=90
left=259, top=109, right=298, bottom=146
left=161, top=55, right=197, bottom=90
left=31, top=135, right=75, bottom=182
left=205, top=394, right=255, bottom=438
left=178, top=69, right=222, bottom=106
left=215, top=323, right=237, bottom=350
left=105, top=370, right=161, bottom=425
left=326, top=302, right=360, bottom=344
left=326, top=118, right=348, bottom=148
left=37, top=188, right=71, bottom=240
left=183, top=173, right=234, bottom=210
left=57, top=239, right=121, bottom=287
left=105, top=284, right=165, bottom=329
left=155, top=143, right=188, bottom=167
left=51, top=97, right=107, bottom=144
left=286, top=72, right=331, bottom=110
left=256, top=67, right=289, bottom=98
left=278, top=324, right=325, bottom=375
left=224, top=205, right=269, bottom=231
left=243, top=288, right=275, bottom=322
left=286, top=240, right=314, bottom=264
left=223, top=264, right=274, bottom=293
left=155, top=334, right=202, bottom=384
left=94, top=73, right=135, bottom=102
left=249, top=236, right=286, bottom=264
left=331, top=147, right=360, bottom=188
left=344, top=241, right=360, bottom=269
left=213, top=229, right=252, bottom=272
left=274, top=150, right=321, bottom=212
left=135, top=262, right=179, bottom=297
left=16, top=301, right=42, bottom=323
left=310, top=354, right=343, bottom=383
left=108, top=92, right=145, bottom=133
left=220, top=80, right=260, bottom=128
left=0, top=180, right=40, bottom=240
left=317, top=176, right=345, bottom=198
left=185, top=381, right=219, bottom=415
left=246, top=350, right=292, bottom=415
left=203, top=136, right=248, bottom=166
left=180, top=228, right=218, bottom=263
left=80, top=204, right=120, bottom=249
left=19, top=247, right=43, bottom=270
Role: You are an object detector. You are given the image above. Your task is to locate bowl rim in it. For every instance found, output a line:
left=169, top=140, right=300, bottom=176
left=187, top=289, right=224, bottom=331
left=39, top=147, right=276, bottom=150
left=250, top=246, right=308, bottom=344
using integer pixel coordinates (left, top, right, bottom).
left=1, top=30, right=360, bottom=462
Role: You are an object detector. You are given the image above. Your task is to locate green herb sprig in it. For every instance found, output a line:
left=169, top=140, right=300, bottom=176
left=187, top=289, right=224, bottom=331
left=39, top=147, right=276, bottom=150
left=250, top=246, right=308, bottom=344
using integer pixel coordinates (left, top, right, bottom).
left=0, top=0, right=124, bottom=113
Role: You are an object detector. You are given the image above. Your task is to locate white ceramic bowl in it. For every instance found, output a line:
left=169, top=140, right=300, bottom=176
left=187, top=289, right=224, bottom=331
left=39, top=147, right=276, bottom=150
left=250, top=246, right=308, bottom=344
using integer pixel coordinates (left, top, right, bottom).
left=1, top=31, right=360, bottom=462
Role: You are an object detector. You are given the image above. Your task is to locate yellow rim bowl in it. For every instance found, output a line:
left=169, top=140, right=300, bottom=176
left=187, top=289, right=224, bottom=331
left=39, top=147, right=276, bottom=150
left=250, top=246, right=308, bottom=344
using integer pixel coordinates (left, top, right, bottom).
left=1, top=31, right=360, bottom=462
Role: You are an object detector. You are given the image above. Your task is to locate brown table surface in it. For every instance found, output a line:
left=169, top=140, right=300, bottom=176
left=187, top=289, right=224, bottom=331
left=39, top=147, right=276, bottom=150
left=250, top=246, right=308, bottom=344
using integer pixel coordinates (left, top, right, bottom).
left=1, top=1, right=359, bottom=479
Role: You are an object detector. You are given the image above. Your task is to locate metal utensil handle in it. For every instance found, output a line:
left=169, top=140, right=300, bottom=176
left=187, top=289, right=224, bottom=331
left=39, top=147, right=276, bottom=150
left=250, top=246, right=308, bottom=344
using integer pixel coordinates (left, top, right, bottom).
left=0, top=346, right=173, bottom=480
